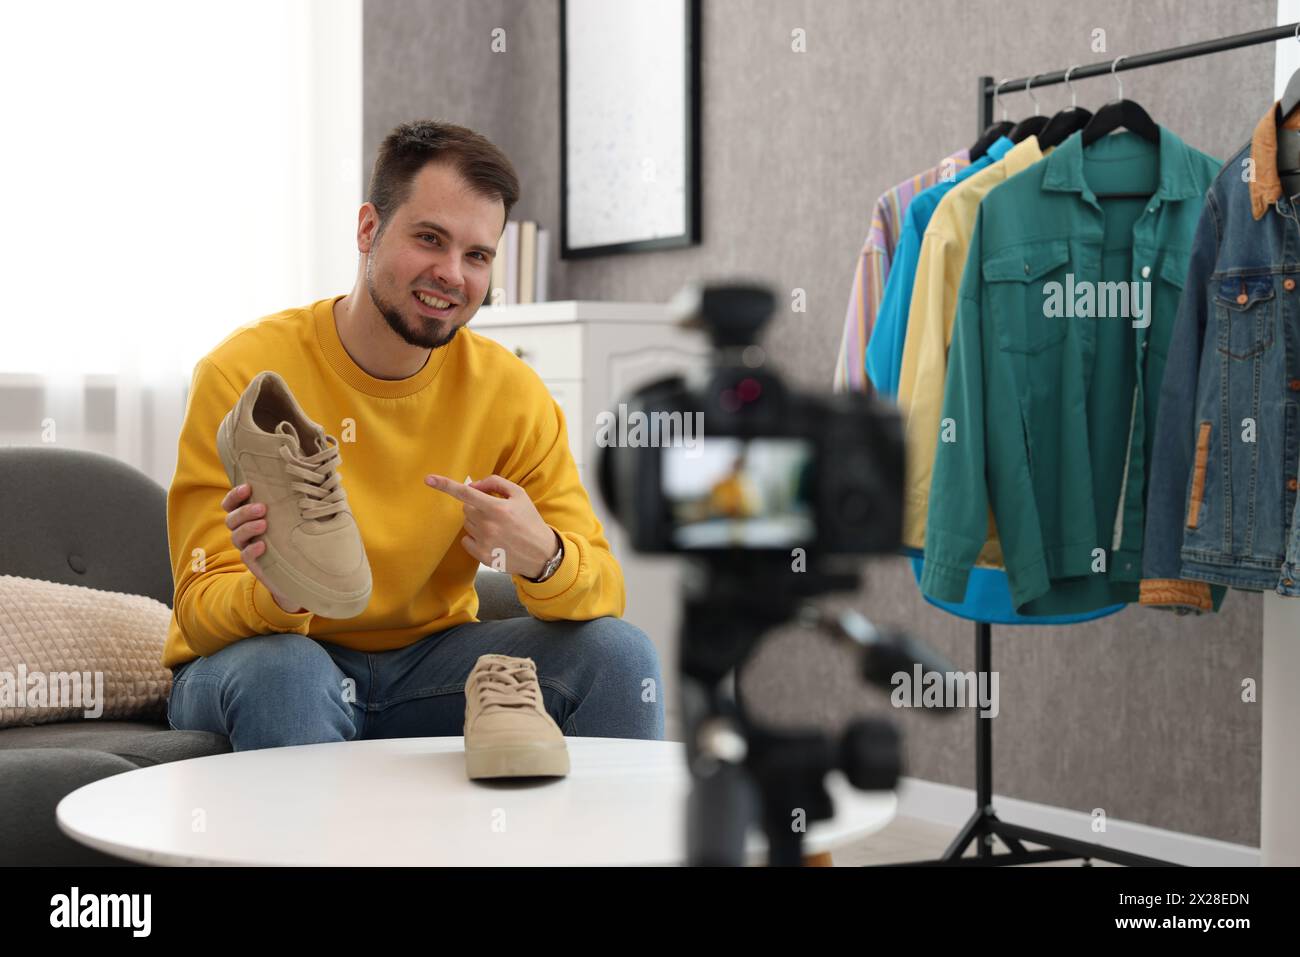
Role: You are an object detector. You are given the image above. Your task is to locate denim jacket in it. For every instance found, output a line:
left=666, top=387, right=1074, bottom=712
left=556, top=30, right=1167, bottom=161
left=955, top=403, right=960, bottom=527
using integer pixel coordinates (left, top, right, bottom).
left=1144, top=104, right=1300, bottom=597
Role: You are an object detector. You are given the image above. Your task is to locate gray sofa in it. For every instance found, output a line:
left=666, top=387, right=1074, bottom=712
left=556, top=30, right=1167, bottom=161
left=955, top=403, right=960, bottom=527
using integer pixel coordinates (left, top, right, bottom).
left=0, top=446, right=527, bottom=866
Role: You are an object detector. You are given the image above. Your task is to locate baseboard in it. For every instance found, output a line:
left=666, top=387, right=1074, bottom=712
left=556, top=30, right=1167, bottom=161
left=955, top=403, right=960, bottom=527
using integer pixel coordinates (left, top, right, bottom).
left=895, top=776, right=1260, bottom=867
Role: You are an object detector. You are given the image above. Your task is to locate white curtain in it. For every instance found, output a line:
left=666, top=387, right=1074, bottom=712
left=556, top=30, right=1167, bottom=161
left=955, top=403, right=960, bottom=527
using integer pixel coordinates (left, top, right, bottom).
left=0, top=0, right=361, bottom=491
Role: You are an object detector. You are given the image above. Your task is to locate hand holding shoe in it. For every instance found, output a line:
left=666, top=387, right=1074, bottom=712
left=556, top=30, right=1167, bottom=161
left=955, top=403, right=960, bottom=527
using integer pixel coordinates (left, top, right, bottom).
left=214, top=370, right=372, bottom=618
left=221, top=482, right=306, bottom=614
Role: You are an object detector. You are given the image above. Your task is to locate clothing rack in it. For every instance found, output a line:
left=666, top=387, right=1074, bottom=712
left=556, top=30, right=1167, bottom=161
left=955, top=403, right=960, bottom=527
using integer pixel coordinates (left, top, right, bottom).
left=895, top=22, right=1299, bottom=868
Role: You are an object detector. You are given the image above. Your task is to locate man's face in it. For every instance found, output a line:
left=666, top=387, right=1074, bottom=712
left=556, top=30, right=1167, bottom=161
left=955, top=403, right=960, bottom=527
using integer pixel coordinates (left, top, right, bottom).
left=360, top=161, right=504, bottom=351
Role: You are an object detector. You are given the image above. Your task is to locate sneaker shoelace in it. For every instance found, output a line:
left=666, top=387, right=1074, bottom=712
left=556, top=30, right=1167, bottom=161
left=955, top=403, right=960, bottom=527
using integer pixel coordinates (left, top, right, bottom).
left=475, top=659, right=540, bottom=714
left=274, top=422, right=348, bottom=521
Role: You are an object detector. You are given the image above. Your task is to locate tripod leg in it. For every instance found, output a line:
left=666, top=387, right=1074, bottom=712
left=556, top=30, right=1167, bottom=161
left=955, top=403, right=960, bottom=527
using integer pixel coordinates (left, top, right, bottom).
left=686, top=758, right=756, bottom=866
left=941, top=807, right=985, bottom=861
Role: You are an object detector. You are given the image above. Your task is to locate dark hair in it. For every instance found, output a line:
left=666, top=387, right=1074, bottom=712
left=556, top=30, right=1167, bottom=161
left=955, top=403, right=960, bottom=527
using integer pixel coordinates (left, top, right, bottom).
left=367, top=120, right=520, bottom=237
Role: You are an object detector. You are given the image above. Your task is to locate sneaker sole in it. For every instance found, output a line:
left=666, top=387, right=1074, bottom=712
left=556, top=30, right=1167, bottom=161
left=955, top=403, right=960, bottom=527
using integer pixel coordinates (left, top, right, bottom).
left=465, top=743, right=570, bottom=779
left=217, top=411, right=371, bottom=619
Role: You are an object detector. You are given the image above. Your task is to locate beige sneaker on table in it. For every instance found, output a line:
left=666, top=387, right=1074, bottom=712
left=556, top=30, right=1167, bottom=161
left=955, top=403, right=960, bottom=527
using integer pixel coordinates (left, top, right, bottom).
left=464, top=654, right=570, bottom=780
left=215, top=370, right=371, bottom=619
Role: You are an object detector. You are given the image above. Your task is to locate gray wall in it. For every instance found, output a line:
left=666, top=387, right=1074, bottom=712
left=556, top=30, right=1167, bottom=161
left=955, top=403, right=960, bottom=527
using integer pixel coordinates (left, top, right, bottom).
left=364, top=0, right=1277, bottom=846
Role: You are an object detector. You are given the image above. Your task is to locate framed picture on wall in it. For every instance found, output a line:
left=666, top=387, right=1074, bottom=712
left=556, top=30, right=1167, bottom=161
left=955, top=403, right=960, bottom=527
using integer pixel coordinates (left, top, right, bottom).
left=560, top=0, right=701, bottom=259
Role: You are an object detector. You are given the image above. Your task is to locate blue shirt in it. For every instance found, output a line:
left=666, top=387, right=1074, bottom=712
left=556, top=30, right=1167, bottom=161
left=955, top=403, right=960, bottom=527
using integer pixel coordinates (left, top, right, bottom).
left=909, top=555, right=1124, bottom=625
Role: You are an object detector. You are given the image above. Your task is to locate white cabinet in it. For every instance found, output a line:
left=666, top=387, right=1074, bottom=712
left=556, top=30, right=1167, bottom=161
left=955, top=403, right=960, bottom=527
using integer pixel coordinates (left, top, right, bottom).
left=473, top=301, right=710, bottom=471
left=479, top=323, right=585, bottom=381
left=470, top=301, right=712, bottom=740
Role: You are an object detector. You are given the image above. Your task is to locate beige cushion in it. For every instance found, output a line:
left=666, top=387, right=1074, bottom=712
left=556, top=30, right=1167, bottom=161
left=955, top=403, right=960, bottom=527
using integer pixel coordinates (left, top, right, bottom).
left=0, top=575, right=172, bottom=729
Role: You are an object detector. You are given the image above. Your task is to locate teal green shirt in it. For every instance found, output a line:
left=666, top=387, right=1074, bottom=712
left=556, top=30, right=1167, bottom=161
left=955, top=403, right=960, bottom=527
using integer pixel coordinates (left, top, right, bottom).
left=921, top=128, right=1221, bottom=615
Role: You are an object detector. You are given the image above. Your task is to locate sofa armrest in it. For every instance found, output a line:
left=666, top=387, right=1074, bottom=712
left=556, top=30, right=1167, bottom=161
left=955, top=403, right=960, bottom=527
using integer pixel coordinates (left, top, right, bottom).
left=474, top=567, right=528, bottom=621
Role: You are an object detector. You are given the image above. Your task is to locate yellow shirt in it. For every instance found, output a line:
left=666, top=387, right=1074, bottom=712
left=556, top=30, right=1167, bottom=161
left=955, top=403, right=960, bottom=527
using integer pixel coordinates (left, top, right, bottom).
left=162, top=295, right=624, bottom=669
left=897, top=136, right=1048, bottom=561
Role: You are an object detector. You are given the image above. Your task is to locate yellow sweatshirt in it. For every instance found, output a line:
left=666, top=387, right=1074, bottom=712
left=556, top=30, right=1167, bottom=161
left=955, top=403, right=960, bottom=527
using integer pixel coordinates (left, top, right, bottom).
left=162, top=295, right=625, bottom=669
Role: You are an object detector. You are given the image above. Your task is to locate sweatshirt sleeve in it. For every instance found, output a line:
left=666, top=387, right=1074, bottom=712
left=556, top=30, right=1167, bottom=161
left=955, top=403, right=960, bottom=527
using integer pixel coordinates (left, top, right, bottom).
left=506, top=389, right=626, bottom=620
left=168, top=357, right=315, bottom=657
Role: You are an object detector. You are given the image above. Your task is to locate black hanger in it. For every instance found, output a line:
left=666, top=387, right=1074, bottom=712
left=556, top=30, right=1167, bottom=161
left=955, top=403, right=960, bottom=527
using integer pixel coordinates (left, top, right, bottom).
left=1039, top=107, right=1092, bottom=149
left=1006, top=74, right=1050, bottom=143
left=1080, top=55, right=1158, bottom=147
left=1037, top=65, right=1094, bottom=149
left=1281, top=73, right=1300, bottom=119
left=1280, top=27, right=1300, bottom=118
left=1081, top=100, right=1158, bottom=146
left=1278, top=49, right=1300, bottom=196
left=1077, top=56, right=1159, bottom=199
left=1274, top=25, right=1300, bottom=198
left=1009, top=115, right=1049, bottom=143
left=970, top=79, right=1016, bottom=161
left=970, top=121, right=1014, bottom=161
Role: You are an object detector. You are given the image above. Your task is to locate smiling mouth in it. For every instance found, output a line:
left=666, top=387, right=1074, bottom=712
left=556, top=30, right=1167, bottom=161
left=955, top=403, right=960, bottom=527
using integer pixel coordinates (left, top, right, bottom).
left=413, top=290, right=456, bottom=316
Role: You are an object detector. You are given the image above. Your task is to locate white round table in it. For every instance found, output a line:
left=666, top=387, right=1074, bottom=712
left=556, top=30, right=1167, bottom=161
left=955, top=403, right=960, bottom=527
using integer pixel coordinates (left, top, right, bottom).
left=56, top=737, right=896, bottom=866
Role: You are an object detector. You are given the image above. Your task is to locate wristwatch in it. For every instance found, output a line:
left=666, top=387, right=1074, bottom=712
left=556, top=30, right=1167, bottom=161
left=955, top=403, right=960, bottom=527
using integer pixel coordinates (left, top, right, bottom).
left=524, top=530, right=565, bottom=583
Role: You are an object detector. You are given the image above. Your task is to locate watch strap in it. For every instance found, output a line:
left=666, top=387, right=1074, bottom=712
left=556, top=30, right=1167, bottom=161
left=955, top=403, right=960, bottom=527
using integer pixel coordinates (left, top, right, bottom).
left=525, top=533, right=564, bottom=583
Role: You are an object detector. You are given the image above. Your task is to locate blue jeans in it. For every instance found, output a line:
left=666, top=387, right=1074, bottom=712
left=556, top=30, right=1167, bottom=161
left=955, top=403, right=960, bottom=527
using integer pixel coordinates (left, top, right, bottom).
left=167, top=617, right=665, bottom=751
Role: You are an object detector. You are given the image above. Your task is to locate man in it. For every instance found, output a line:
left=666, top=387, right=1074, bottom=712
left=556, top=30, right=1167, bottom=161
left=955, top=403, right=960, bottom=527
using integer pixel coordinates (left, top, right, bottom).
left=164, top=120, right=664, bottom=750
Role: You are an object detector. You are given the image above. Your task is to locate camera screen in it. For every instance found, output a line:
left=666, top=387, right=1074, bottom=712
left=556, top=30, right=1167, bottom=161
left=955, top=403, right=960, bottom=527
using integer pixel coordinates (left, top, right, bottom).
left=662, top=438, right=815, bottom=548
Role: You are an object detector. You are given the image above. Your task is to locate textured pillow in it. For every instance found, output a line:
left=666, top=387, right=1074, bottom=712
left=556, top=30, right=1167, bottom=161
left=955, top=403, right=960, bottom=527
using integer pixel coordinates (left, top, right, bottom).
left=0, top=575, right=172, bottom=728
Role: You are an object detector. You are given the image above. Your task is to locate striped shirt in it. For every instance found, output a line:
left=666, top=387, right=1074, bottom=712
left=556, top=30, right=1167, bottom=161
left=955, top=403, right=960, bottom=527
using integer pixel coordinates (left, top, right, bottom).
left=832, top=149, right=971, bottom=395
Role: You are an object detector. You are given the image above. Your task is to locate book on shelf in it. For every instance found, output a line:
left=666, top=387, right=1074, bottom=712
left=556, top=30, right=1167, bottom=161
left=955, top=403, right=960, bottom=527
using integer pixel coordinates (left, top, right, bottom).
left=519, top=220, right=537, bottom=305
left=535, top=227, right=549, bottom=303
left=503, top=220, right=519, bottom=305
left=490, top=220, right=551, bottom=307
left=489, top=240, right=508, bottom=306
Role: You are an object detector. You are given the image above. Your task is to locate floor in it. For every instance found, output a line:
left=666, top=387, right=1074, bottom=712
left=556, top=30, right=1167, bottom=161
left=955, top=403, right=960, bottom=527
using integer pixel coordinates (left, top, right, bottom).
left=829, top=815, right=1119, bottom=866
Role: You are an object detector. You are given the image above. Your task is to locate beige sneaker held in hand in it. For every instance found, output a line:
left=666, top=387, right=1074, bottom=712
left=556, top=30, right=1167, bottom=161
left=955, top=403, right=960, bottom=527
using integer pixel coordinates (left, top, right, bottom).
left=216, top=370, right=372, bottom=619
left=464, top=654, right=570, bottom=780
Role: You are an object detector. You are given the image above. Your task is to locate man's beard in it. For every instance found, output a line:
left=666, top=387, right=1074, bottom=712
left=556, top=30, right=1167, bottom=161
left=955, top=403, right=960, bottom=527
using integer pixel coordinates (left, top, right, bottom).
left=366, top=264, right=461, bottom=351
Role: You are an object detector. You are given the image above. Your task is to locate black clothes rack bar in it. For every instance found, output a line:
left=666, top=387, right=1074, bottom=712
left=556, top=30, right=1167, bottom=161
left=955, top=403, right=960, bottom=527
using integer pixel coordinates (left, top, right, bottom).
left=892, top=22, right=1298, bottom=867
left=979, top=23, right=1300, bottom=98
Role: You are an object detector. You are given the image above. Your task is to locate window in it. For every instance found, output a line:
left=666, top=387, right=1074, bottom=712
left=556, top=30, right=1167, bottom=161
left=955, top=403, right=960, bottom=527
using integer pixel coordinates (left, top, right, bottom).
left=0, top=0, right=361, bottom=375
